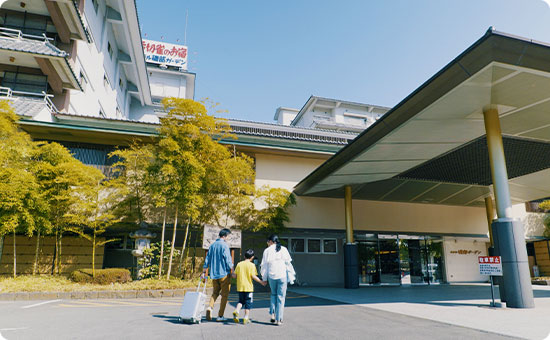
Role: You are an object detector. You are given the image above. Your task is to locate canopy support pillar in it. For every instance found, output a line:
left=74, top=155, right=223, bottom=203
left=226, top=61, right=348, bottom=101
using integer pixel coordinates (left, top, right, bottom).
left=343, top=185, right=358, bottom=289
left=483, top=105, right=534, bottom=308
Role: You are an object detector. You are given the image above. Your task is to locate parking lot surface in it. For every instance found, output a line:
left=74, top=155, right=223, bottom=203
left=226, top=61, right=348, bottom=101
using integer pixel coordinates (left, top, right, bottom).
left=0, top=290, right=518, bottom=340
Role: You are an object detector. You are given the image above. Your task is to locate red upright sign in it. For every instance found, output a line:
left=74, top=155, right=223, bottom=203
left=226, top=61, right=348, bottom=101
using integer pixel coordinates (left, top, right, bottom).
left=478, top=256, right=503, bottom=276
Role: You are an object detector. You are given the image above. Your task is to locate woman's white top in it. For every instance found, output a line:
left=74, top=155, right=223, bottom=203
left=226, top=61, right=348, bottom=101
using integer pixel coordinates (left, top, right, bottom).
left=260, top=244, right=292, bottom=281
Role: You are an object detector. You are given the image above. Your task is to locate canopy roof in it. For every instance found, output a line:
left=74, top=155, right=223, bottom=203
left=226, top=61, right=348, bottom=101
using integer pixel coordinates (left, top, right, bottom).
left=294, top=28, right=550, bottom=207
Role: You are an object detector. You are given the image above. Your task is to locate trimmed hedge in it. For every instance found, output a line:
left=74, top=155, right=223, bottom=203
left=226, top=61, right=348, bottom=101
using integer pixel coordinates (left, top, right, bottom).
left=70, top=268, right=132, bottom=285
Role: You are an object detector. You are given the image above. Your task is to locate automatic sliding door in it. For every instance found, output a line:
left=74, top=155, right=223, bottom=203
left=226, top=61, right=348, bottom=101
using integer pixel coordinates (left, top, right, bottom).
left=358, top=240, right=379, bottom=285
left=378, top=235, right=400, bottom=284
left=407, top=239, right=426, bottom=284
left=426, top=239, right=445, bottom=284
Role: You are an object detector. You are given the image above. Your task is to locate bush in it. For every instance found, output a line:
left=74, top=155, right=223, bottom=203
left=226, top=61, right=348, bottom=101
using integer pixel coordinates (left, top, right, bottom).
left=69, top=268, right=132, bottom=285
left=138, top=241, right=181, bottom=279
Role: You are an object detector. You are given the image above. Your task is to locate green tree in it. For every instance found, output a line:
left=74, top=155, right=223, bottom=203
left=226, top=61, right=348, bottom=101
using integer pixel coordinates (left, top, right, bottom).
left=239, top=187, right=296, bottom=234
left=150, top=98, right=234, bottom=279
left=67, top=179, right=118, bottom=277
left=197, top=146, right=256, bottom=228
left=109, top=143, right=156, bottom=225
left=540, top=200, right=550, bottom=238
left=32, top=142, right=104, bottom=275
left=0, top=101, right=49, bottom=277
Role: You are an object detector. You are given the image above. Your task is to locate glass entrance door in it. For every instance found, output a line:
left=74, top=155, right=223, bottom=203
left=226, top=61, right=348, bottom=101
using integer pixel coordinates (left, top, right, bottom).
left=358, top=234, right=445, bottom=285
left=425, top=238, right=445, bottom=284
left=399, top=236, right=426, bottom=284
left=358, top=240, right=379, bottom=285
left=378, top=235, right=400, bottom=284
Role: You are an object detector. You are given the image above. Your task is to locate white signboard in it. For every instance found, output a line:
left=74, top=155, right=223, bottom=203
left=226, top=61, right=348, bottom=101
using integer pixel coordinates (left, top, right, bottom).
left=478, top=256, right=503, bottom=276
left=142, top=39, right=188, bottom=70
left=202, top=224, right=242, bottom=250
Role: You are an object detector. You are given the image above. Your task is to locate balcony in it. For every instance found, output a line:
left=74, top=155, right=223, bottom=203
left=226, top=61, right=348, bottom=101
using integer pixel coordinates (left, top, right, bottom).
left=44, top=0, right=91, bottom=43
left=0, top=27, right=81, bottom=93
left=0, top=86, right=58, bottom=118
left=311, top=115, right=366, bottom=133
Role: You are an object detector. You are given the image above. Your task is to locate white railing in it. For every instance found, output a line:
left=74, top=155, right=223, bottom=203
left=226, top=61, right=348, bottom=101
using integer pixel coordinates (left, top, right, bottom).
left=312, top=114, right=333, bottom=122
left=0, top=87, right=12, bottom=98
left=0, top=86, right=58, bottom=113
left=0, top=27, right=54, bottom=42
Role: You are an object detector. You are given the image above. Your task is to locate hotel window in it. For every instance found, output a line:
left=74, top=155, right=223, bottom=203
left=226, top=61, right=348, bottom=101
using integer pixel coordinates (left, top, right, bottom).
left=103, top=74, right=110, bottom=89
left=0, top=10, right=56, bottom=38
left=290, top=239, right=305, bottom=253
left=2, top=71, right=47, bottom=93
left=307, top=239, right=321, bottom=253
left=323, top=239, right=337, bottom=254
left=79, top=71, right=88, bottom=91
left=92, top=0, right=99, bottom=13
left=107, top=42, right=113, bottom=59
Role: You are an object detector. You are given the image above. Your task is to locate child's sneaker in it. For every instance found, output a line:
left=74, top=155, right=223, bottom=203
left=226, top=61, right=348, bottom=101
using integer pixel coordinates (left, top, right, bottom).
left=216, top=316, right=227, bottom=322
left=242, top=318, right=250, bottom=325
left=232, top=311, right=239, bottom=323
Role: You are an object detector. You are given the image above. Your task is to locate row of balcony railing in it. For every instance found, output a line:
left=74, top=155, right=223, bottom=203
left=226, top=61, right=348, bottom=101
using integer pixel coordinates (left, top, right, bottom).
left=0, top=86, right=58, bottom=114
left=0, top=26, right=54, bottom=43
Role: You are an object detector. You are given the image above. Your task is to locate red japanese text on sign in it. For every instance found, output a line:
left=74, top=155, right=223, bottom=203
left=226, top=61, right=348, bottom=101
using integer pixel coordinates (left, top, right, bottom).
left=142, top=39, right=188, bottom=69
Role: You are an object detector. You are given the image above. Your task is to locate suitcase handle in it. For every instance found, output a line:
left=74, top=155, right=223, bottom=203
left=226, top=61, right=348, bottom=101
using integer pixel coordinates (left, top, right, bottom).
left=197, top=277, right=207, bottom=294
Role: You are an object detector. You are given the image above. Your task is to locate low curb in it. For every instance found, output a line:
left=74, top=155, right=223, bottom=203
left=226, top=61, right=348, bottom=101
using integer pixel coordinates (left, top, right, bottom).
left=0, top=288, right=213, bottom=301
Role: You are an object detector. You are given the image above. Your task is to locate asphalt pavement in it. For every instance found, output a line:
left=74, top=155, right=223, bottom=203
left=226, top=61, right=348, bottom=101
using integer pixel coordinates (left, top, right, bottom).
left=0, top=290, right=517, bottom=340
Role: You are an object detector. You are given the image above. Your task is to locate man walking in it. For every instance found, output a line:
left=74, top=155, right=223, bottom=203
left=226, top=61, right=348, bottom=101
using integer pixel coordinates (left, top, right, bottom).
left=202, top=228, right=234, bottom=321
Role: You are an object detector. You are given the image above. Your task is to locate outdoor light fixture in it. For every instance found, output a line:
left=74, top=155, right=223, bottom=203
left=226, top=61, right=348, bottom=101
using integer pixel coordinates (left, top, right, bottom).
left=129, top=222, right=156, bottom=257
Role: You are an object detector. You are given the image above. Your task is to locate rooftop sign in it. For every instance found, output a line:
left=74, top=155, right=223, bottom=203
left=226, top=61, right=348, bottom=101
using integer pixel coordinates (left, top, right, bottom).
left=142, top=39, right=187, bottom=70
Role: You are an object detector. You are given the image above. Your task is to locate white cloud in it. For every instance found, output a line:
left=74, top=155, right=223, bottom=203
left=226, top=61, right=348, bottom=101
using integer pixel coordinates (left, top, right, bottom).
left=542, top=0, right=550, bottom=7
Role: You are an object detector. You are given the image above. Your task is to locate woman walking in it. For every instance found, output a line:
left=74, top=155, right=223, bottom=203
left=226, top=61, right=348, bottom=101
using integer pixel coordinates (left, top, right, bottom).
left=260, top=234, right=293, bottom=326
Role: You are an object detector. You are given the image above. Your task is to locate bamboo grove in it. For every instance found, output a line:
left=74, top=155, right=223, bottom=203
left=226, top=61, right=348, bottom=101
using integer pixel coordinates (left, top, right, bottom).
left=0, top=98, right=295, bottom=279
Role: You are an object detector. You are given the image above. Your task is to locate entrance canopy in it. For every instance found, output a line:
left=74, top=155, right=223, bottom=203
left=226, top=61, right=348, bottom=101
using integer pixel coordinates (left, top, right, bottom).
left=294, top=29, right=550, bottom=207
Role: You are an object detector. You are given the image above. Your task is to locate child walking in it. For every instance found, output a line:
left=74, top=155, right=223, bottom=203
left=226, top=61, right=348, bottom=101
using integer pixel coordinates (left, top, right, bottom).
left=232, top=248, right=266, bottom=324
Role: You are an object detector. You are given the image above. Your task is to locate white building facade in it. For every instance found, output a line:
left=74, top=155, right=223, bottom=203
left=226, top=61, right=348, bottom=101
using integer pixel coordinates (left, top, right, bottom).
left=0, top=2, right=546, bottom=288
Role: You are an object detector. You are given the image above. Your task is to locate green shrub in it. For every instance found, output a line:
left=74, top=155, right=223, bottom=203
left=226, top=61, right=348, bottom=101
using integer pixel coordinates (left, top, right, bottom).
left=69, top=268, right=132, bottom=285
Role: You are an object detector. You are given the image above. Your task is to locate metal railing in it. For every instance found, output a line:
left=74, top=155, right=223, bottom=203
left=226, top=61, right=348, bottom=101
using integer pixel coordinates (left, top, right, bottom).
left=230, top=124, right=351, bottom=144
left=0, top=86, right=58, bottom=113
left=0, top=26, right=54, bottom=43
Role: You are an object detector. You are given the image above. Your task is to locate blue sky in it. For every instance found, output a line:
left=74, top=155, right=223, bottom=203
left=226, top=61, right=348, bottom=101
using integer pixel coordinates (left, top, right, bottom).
left=136, top=0, right=550, bottom=122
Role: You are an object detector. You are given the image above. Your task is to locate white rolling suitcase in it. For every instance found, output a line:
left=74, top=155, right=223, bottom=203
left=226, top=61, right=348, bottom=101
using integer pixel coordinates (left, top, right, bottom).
left=178, top=279, right=207, bottom=324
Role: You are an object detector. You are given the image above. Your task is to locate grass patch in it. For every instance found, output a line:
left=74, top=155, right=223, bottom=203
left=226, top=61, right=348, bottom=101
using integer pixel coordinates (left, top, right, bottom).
left=0, top=275, right=206, bottom=293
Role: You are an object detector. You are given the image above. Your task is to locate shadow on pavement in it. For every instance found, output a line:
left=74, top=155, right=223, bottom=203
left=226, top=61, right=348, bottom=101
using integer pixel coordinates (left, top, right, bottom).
left=152, top=314, right=182, bottom=325
left=154, top=284, right=550, bottom=325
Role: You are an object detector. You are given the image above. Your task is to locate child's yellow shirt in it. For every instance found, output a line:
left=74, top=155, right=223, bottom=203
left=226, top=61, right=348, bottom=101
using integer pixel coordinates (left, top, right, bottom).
left=235, top=260, right=257, bottom=292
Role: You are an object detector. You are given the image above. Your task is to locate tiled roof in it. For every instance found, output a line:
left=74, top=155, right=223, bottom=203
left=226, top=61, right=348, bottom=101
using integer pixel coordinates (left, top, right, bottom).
left=0, top=37, right=67, bottom=57
left=71, top=0, right=92, bottom=42
left=6, top=97, right=50, bottom=117
left=54, top=112, right=353, bottom=145
left=54, top=112, right=159, bottom=125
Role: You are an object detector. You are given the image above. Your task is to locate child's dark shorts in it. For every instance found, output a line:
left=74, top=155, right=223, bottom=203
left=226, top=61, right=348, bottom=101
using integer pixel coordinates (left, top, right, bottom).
left=238, top=292, right=253, bottom=310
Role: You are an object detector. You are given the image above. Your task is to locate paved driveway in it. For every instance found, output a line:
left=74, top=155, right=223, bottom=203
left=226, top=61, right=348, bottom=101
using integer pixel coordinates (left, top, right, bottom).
left=290, top=284, right=550, bottom=340
left=0, top=290, right=517, bottom=340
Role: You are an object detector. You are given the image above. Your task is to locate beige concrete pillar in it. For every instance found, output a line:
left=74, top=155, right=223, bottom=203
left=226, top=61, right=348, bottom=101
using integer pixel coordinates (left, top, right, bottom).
left=344, top=185, right=354, bottom=244
left=482, top=105, right=513, bottom=219
left=484, top=196, right=495, bottom=246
